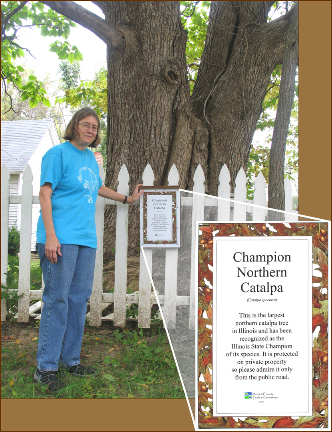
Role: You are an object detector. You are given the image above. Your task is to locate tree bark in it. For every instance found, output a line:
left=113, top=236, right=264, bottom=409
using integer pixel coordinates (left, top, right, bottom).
left=268, top=3, right=298, bottom=215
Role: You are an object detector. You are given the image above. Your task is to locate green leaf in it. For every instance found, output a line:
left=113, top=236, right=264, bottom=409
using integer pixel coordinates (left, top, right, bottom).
left=28, top=75, right=37, bottom=81
left=103, top=374, right=116, bottom=381
left=50, top=27, right=58, bottom=37
left=29, top=98, right=39, bottom=108
left=58, top=50, right=68, bottom=60
left=36, top=2, right=45, bottom=11
left=19, top=11, right=28, bottom=20
left=74, top=50, right=83, bottom=61
left=49, top=44, right=60, bottom=53
left=42, top=98, right=51, bottom=107
left=103, top=356, right=112, bottom=365
left=16, top=65, right=24, bottom=72
left=63, top=25, right=70, bottom=38
left=40, top=27, right=49, bottom=37
left=67, top=52, right=75, bottom=64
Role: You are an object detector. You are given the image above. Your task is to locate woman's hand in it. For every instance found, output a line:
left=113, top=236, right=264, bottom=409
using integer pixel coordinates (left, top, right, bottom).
left=45, top=234, right=62, bottom=264
left=127, top=184, right=144, bottom=204
left=98, top=184, right=144, bottom=204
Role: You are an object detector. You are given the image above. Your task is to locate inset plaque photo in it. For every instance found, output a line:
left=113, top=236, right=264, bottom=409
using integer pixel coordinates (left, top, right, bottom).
left=197, top=222, right=329, bottom=429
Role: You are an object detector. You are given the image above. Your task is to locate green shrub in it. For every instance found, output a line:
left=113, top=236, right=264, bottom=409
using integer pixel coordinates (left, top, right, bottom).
left=2, top=255, right=19, bottom=290
left=1, top=255, right=21, bottom=321
left=8, top=225, right=20, bottom=256
left=30, top=261, right=42, bottom=290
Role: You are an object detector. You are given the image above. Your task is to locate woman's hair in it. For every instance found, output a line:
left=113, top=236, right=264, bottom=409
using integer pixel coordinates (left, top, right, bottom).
left=63, top=107, right=101, bottom=148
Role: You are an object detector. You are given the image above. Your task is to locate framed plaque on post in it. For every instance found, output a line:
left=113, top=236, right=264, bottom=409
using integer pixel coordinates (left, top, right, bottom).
left=140, top=186, right=180, bottom=248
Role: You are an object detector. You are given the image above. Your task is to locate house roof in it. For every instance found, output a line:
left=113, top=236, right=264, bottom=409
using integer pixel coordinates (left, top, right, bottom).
left=1, top=119, right=56, bottom=172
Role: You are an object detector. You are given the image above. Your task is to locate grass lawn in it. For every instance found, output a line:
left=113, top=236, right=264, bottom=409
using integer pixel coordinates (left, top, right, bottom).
left=1, top=319, right=185, bottom=399
left=1, top=255, right=185, bottom=399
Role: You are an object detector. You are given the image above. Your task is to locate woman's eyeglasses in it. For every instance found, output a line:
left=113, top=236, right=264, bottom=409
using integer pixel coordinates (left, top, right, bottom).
left=78, top=122, right=98, bottom=132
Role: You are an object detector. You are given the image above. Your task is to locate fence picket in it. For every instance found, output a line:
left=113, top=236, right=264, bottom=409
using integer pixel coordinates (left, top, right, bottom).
left=1, top=165, right=10, bottom=321
left=138, top=164, right=155, bottom=328
left=114, top=165, right=130, bottom=327
left=233, top=168, right=247, bottom=221
left=253, top=172, right=267, bottom=221
left=190, top=165, right=205, bottom=329
left=163, top=165, right=180, bottom=328
left=168, top=164, right=179, bottom=187
left=218, top=164, right=231, bottom=220
left=284, top=178, right=295, bottom=221
left=17, top=165, right=33, bottom=322
left=89, top=166, right=105, bottom=326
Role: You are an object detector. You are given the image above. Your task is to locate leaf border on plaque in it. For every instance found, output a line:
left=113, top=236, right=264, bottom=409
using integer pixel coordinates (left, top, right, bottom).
left=197, top=222, right=328, bottom=429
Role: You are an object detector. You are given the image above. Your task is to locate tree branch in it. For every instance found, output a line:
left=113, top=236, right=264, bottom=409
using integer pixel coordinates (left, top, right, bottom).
left=181, top=1, right=200, bottom=20
left=40, top=1, right=125, bottom=51
left=1, top=2, right=20, bottom=41
left=2, top=24, right=20, bottom=43
left=2, top=70, right=21, bottom=93
left=1, top=74, right=19, bottom=114
left=4, top=36, right=37, bottom=59
left=2, top=1, right=28, bottom=28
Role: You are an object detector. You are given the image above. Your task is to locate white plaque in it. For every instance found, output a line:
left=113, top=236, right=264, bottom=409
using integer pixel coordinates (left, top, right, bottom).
left=146, top=195, right=173, bottom=241
left=213, top=236, right=312, bottom=417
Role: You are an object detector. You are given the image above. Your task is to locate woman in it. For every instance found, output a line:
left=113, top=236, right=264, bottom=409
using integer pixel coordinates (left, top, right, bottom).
left=34, top=107, right=143, bottom=392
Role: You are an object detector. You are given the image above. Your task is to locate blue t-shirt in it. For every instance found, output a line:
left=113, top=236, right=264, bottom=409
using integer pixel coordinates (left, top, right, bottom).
left=36, top=141, right=103, bottom=249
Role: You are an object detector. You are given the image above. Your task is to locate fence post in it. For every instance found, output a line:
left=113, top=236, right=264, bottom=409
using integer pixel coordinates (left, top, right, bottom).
left=89, top=166, right=105, bottom=326
left=114, top=165, right=130, bottom=327
left=190, top=165, right=205, bottom=330
left=218, top=164, right=231, bottom=220
left=1, top=165, right=10, bottom=321
left=139, top=164, right=154, bottom=328
left=253, top=172, right=267, bottom=221
left=284, top=178, right=295, bottom=221
left=233, top=168, right=247, bottom=221
left=17, top=165, right=33, bottom=322
left=163, top=164, right=179, bottom=329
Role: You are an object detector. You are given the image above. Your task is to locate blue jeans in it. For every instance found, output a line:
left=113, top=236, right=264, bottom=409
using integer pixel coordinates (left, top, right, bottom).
left=36, top=244, right=96, bottom=371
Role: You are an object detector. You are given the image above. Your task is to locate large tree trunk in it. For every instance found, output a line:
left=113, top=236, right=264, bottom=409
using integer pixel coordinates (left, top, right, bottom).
left=100, top=1, right=206, bottom=257
left=41, top=1, right=298, bottom=259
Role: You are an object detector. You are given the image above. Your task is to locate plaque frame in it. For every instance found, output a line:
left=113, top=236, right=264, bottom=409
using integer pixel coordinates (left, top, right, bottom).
left=140, top=186, right=181, bottom=248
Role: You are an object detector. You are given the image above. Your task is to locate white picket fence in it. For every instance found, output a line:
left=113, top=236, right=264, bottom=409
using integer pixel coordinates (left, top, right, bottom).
left=1, top=162, right=296, bottom=327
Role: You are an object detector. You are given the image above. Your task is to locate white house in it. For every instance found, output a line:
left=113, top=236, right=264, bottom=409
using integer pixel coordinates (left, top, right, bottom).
left=1, top=119, right=60, bottom=250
